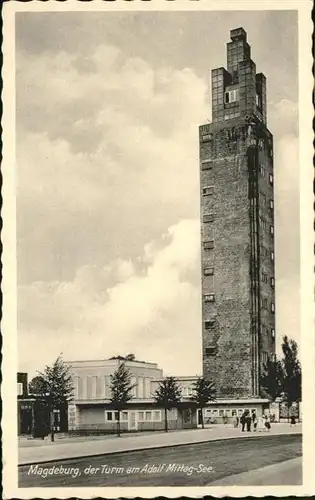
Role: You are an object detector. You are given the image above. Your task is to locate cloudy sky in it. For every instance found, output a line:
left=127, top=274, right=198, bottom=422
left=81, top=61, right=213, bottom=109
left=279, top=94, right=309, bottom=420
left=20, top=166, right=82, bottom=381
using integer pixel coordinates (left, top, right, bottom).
left=16, top=10, right=299, bottom=378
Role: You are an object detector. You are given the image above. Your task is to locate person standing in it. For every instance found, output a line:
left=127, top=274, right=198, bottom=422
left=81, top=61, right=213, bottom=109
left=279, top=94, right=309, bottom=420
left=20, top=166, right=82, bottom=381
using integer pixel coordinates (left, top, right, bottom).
left=252, top=411, right=258, bottom=431
left=264, top=413, right=271, bottom=431
left=246, top=410, right=252, bottom=432
left=240, top=411, right=246, bottom=432
left=257, top=414, right=264, bottom=432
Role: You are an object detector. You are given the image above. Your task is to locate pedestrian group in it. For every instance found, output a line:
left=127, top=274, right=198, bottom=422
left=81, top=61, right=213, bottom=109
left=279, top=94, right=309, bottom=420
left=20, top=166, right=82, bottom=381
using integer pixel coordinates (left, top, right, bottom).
left=235, top=410, right=271, bottom=432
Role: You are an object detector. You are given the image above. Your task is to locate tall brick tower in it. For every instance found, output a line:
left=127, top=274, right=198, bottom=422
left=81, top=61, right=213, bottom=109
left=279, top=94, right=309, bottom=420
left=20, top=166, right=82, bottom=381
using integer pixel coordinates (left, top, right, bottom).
left=200, top=28, right=275, bottom=400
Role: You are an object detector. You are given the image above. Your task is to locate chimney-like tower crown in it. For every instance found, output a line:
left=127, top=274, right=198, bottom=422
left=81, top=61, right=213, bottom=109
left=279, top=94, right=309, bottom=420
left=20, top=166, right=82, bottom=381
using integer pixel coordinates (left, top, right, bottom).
left=211, top=27, right=267, bottom=125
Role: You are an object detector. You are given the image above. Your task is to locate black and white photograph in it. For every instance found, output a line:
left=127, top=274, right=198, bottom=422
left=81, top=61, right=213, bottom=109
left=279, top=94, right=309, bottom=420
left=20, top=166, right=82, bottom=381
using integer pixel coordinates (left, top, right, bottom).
left=2, top=0, right=314, bottom=497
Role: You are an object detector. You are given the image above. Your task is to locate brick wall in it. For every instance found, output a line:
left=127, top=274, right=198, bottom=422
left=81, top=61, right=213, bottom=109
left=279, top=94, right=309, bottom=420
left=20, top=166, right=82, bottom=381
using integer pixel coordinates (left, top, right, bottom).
left=199, top=119, right=275, bottom=398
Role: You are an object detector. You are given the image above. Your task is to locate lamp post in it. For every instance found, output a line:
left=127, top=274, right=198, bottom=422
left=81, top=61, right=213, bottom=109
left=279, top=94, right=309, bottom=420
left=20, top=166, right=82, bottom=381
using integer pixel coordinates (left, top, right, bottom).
left=45, top=392, right=54, bottom=442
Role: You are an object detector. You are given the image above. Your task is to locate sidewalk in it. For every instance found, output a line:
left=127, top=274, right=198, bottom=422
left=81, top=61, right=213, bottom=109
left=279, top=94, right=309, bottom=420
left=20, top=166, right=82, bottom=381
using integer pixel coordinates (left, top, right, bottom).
left=208, top=457, right=302, bottom=486
left=18, top=423, right=301, bottom=466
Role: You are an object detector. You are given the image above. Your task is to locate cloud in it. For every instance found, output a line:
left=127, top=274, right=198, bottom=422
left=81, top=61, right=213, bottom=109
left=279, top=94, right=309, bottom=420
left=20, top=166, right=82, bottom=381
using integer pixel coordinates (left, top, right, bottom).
left=17, top=45, right=206, bottom=284
left=18, top=219, right=202, bottom=378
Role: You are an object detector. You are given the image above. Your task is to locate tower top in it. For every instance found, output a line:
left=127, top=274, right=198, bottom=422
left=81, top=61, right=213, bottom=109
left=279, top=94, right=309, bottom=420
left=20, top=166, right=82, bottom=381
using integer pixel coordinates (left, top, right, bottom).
left=230, top=27, right=247, bottom=42
left=209, top=28, right=267, bottom=126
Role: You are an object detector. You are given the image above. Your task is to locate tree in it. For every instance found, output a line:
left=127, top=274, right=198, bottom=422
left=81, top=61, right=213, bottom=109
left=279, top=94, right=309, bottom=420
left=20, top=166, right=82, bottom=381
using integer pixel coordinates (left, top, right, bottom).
left=260, top=336, right=302, bottom=420
left=191, top=377, right=216, bottom=429
left=109, top=354, right=136, bottom=361
left=125, top=353, right=136, bottom=361
left=280, top=336, right=302, bottom=416
left=29, top=375, right=49, bottom=396
left=260, top=357, right=283, bottom=401
left=31, top=355, right=74, bottom=441
left=37, top=355, right=75, bottom=409
left=109, top=362, right=135, bottom=437
left=153, top=377, right=182, bottom=433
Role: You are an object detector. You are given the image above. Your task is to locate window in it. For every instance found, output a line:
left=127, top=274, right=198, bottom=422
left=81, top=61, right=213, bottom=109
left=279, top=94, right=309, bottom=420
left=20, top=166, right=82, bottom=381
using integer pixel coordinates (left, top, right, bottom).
left=130, top=377, right=137, bottom=398
left=260, top=192, right=266, bottom=206
left=201, top=133, right=213, bottom=142
left=204, top=240, right=214, bottom=250
left=205, top=346, right=216, bottom=356
left=122, top=412, right=128, bottom=421
left=261, top=272, right=268, bottom=283
left=269, top=199, right=274, bottom=210
left=219, top=409, right=224, bottom=416
left=138, top=411, right=144, bottom=421
left=203, top=213, right=214, bottom=223
left=105, top=411, right=119, bottom=422
left=204, top=267, right=214, bottom=276
left=182, top=387, right=189, bottom=397
left=225, top=88, right=239, bottom=103
left=269, top=173, right=273, bottom=185
left=259, top=165, right=265, bottom=177
left=238, top=409, right=243, bottom=416
left=153, top=411, right=161, bottom=421
left=256, top=94, right=260, bottom=107
left=262, top=351, right=269, bottom=365
left=17, top=382, right=23, bottom=396
left=260, top=245, right=268, bottom=257
left=271, top=251, right=274, bottom=261
left=260, top=218, right=267, bottom=230
left=145, top=411, right=152, bottom=421
left=271, top=302, right=275, bottom=313
left=261, top=297, right=268, bottom=309
left=204, top=293, right=215, bottom=303
left=205, top=319, right=215, bottom=329
left=203, top=186, right=214, bottom=196
left=270, top=277, right=275, bottom=288
left=270, top=225, right=274, bottom=236
left=201, top=160, right=213, bottom=170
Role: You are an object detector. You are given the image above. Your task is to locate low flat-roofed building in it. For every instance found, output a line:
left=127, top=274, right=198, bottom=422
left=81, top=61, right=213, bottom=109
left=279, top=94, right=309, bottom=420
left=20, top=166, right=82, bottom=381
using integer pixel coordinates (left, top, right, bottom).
left=65, top=358, right=199, bottom=433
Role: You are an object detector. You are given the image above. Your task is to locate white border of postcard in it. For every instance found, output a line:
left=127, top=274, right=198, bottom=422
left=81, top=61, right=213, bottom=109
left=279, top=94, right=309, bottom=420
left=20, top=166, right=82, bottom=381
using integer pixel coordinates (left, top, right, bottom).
left=2, top=0, right=314, bottom=497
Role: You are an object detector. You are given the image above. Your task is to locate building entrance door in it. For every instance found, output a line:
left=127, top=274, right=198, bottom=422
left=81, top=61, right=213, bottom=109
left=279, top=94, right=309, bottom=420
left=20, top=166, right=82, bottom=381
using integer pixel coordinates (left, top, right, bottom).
left=129, top=411, right=138, bottom=431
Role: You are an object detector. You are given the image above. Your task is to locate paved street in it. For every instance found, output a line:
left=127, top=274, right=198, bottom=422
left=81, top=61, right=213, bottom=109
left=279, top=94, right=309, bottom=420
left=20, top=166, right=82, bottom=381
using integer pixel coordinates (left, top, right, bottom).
left=18, top=423, right=302, bottom=465
left=19, top=433, right=302, bottom=487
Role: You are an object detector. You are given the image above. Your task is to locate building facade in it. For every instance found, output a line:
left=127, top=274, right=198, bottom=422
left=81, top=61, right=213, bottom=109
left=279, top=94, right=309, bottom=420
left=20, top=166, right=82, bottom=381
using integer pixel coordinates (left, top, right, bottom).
left=200, top=28, right=276, bottom=399
left=66, top=358, right=198, bottom=433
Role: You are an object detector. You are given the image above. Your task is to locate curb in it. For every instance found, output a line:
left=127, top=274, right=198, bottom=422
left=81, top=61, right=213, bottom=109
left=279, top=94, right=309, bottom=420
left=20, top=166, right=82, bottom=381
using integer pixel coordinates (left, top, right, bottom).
left=18, top=432, right=302, bottom=467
